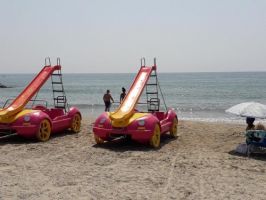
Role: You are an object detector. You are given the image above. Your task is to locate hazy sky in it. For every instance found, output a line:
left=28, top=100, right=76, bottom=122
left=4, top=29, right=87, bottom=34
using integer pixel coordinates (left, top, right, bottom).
left=0, top=0, right=265, bottom=73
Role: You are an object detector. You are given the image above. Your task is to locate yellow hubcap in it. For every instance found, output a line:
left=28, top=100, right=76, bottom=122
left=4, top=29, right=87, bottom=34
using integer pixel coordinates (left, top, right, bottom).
left=150, top=124, right=160, bottom=148
left=71, top=114, right=81, bottom=133
left=170, top=118, right=178, bottom=138
left=37, top=119, right=51, bottom=142
left=94, top=135, right=104, bottom=144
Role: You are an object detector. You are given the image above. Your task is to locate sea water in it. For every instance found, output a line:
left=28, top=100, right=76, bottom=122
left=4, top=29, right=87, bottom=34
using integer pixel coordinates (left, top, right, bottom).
left=1, top=72, right=266, bottom=123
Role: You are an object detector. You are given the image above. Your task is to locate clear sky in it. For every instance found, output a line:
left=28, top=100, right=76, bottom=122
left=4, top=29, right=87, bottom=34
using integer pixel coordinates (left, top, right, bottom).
left=0, top=0, right=265, bottom=73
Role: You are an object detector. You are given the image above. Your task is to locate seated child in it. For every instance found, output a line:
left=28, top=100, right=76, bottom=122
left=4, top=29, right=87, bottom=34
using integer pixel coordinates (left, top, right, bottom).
left=255, top=123, right=266, bottom=131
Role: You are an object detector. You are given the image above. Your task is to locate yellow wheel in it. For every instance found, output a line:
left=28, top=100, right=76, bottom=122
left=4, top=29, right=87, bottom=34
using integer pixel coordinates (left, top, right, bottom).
left=169, top=118, right=178, bottom=138
left=94, top=134, right=104, bottom=144
left=71, top=113, right=81, bottom=133
left=150, top=124, right=161, bottom=148
left=37, top=119, right=51, bottom=142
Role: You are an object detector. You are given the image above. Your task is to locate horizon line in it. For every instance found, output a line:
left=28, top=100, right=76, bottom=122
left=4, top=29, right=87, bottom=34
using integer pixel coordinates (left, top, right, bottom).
left=1, top=70, right=266, bottom=74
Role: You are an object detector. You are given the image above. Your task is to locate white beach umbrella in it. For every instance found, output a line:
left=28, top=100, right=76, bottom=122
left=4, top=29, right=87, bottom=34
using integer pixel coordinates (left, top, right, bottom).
left=226, top=102, right=266, bottom=119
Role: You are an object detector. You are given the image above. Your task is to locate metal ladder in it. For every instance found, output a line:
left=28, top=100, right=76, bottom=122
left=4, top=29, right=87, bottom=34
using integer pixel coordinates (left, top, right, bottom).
left=49, top=58, right=69, bottom=112
left=143, top=58, right=160, bottom=112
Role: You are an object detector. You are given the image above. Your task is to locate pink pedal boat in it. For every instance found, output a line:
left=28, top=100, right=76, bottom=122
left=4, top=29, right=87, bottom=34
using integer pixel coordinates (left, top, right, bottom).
left=93, top=58, right=178, bottom=148
left=0, top=58, right=81, bottom=141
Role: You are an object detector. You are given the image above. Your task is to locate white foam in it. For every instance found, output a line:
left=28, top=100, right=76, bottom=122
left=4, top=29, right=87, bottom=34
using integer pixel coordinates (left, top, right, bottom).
left=181, top=117, right=266, bottom=124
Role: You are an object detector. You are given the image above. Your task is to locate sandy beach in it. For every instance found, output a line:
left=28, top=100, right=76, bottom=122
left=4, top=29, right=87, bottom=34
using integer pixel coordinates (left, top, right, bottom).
left=0, top=118, right=265, bottom=200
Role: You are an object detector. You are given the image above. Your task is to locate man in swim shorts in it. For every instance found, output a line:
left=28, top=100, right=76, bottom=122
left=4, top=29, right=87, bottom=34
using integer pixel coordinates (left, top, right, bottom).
left=103, top=89, right=114, bottom=111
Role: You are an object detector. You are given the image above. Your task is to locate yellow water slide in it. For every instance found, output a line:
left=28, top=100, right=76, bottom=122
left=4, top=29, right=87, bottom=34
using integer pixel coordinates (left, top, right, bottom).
left=110, top=66, right=154, bottom=127
left=0, top=65, right=60, bottom=122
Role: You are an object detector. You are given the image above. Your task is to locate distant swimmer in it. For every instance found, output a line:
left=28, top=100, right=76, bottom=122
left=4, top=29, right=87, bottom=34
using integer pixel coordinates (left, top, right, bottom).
left=103, top=89, right=114, bottom=112
left=120, top=87, right=126, bottom=103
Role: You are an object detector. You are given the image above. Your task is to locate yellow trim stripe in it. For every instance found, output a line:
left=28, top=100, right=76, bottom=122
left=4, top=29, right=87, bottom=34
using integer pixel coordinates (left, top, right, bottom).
left=0, top=109, right=38, bottom=123
left=111, top=112, right=149, bottom=128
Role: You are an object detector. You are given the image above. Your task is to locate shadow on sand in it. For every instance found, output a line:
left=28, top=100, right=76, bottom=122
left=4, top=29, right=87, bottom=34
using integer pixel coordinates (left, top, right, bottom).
left=228, top=150, right=266, bottom=161
left=0, top=130, right=76, bottom=146
left=92, top=134, right=178, bottom=152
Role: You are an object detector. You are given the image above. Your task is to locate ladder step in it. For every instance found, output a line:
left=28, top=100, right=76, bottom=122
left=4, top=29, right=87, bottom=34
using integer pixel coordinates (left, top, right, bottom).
left=148, top=109, right=159, bottom=112
left=55, top=106, right=66, bottom=109
left=54, top=97, right=66, bottom=99
left=51, top=74, right=62, bottom=76
left=54, top=98, right=66, bottom=102
left=150, top=75, right=157, bottom=77
left=53, top=90, right=64, bottom=92
left=52, top=81, right=63, bottom=84
left=148, top=100, right=159, bottom=103
left=146, top=83, right=157, bottom=86
left=146, top=92, right=158, bottom=94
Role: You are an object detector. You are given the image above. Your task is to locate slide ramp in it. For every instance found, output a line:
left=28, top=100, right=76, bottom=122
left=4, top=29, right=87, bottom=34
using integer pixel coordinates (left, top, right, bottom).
left=110, top=66, right=154, bottom=127
left=0, top=65, right=60, bottom=121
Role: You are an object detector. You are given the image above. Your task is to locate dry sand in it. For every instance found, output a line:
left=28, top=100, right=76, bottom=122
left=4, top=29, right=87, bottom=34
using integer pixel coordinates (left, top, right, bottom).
left=0, top=118, right=266, bottom=200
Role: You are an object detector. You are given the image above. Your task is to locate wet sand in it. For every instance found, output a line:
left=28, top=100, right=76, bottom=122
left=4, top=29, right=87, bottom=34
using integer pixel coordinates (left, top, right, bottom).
left=0, top=119, right=266, bottom=200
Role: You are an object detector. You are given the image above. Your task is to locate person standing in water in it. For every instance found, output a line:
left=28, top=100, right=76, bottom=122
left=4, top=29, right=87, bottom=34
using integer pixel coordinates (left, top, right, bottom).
left=120, top=87, right=126, bottom=103
left=103, top=89, right=114, bottom=111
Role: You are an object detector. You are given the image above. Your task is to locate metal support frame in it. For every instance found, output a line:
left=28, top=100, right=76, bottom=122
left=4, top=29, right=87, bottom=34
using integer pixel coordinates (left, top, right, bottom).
left=141, top=57, right=168, bottom=112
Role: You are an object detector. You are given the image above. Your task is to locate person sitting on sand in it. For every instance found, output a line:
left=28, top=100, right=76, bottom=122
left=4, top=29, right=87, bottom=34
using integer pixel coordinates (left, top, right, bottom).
left=246, top=117, right=255, bottom=131
left=120, top=87, right=126, bottom=103
left=103, top=89, right=114, bottom=112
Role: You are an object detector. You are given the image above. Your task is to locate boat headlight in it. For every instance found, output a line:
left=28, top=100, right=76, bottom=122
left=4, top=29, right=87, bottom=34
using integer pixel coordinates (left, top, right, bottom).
left=24, top=115, right=31, bottom=122
left=99, top=117, right=107, bottom=124
left=137, top=119, right=145, bottom=126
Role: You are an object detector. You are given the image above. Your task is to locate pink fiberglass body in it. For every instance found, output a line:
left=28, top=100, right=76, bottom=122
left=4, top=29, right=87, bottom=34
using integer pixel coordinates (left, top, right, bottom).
left=6, top=107, right=81, bottom=139
left=93, top=109, right=177, bottom=144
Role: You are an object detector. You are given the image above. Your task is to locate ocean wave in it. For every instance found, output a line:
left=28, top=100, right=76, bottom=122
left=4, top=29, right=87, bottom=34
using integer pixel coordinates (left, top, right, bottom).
left=70, top=103, right=229, bottom=113
left=69, top=103, right=104, bottom=109
left=180, top=117, right=245, bottom=123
